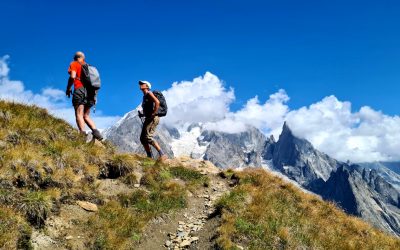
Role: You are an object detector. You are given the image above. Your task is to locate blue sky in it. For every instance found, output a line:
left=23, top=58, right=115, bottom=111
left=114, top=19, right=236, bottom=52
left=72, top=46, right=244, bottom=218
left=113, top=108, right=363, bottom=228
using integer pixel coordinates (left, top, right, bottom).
left=1, top=0, right=399, bottom=117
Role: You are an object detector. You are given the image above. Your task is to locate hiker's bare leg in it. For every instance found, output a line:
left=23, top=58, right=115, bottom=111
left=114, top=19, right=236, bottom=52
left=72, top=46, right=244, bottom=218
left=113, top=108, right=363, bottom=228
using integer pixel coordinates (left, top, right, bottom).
left=75, top=105, right=86, bottom=133
left=83, top=106, right=96, bottom=130
left=151, top=141, right=161, bottom=152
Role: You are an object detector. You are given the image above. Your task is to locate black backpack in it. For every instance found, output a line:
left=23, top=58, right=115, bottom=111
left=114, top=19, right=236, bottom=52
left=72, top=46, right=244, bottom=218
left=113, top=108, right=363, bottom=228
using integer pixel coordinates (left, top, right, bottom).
left=153, top=90, right=168, bottom=117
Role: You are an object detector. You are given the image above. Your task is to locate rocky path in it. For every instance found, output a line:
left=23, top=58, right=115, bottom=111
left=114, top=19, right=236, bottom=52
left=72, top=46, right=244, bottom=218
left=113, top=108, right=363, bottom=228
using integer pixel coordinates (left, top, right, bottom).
left=29, top=157, right=231, bottom=250
left=166, top=178, right=229, bottom=249
left=137, top=171, right=230, bottom=250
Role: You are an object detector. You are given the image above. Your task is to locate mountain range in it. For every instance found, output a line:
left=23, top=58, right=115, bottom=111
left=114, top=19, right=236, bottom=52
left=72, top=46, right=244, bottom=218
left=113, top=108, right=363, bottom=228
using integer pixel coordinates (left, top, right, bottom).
left=104, top=108, right=400, bottom=236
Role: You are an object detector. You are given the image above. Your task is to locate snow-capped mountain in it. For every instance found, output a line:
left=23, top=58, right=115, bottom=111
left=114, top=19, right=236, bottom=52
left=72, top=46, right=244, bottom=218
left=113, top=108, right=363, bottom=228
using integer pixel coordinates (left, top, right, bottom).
left=104, top=110, right=400, bottom=236
left=105, top=114, right=270, bottom=168
left=103, top=108, right=175, bottom=157
left=359, top=162, right=400, bottom=191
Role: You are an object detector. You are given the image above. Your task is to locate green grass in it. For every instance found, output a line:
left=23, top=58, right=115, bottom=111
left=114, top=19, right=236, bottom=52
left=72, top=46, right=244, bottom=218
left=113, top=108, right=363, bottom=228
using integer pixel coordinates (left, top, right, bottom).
left=0, top=206, right=32, bottom=249
left=216, top=169, right=400, bottom=250
left=88, top=201, right=140, bottom=249
left=169, top=165, right=209, bottom=187
left=86, top=165, right=200, bottom=249
left=18, top=191, right=52, bottom=228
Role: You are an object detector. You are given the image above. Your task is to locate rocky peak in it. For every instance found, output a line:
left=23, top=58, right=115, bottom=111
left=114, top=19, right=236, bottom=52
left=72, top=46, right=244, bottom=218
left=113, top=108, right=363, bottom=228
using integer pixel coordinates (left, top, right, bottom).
left=200, top=125, right=267, bottom=169
left=268, top=122, right=339, bottom=185
left=104, top=109, right=174, bottom=157
left=317, top=164, right=400, bottom=236
left=281, top=121, right=293, bottom=135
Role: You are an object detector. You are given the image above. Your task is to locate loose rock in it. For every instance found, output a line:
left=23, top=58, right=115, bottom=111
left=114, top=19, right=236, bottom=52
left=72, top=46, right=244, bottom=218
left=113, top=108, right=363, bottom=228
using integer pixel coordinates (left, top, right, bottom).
left=76, top=201, right=98, bottom=212
left=179, top=240, right=191, bottom=248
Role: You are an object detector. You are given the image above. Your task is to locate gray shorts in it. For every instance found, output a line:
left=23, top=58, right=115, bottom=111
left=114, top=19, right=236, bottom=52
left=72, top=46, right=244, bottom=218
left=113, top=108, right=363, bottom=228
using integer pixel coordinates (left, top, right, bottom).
left=72, top=87, right=95, bottom=108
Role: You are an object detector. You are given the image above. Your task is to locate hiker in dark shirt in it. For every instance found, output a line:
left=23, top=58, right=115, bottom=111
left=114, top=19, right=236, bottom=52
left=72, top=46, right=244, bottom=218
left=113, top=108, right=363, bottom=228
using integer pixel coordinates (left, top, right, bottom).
left=66, top=51, right=102, bottom=140
left=138, top=80, right=167, bottom=161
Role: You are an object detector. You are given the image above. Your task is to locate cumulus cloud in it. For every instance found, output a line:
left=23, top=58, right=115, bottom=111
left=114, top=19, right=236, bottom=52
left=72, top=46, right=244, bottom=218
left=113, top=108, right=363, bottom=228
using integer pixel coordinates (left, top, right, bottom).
left=0, top=55, right=119, bottom=129
left=161, top=72, right=400, bottom=163
left=162, top=72, right=235, bottom=125
left=286, top=99, right=400, bottom=163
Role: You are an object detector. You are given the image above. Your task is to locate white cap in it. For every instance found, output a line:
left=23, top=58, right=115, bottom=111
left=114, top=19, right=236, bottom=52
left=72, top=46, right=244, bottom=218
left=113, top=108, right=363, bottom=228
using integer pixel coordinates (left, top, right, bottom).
left=139, top=80, right=151, bottom=89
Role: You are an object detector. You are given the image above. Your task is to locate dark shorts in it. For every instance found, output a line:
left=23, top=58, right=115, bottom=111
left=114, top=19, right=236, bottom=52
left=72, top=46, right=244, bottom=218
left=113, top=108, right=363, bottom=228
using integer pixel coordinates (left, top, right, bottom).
left=72, top=87, right=95, bottom=108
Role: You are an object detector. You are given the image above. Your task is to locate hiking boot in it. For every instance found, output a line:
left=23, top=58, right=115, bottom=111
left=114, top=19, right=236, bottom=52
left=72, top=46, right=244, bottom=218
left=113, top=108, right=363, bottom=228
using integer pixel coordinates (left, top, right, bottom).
left=157, top=155, right=168, bottom=162
left=92, top=129, right=103, bottom=141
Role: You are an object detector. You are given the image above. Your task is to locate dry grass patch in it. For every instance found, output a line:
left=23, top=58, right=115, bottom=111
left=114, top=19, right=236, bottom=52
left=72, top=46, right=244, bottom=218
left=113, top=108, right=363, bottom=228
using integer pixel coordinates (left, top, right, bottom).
left=216, top=168, right=400, bottom=250
left=86, top=166, right=191, bottom=249
left=0, top=206, right=32, bottom=249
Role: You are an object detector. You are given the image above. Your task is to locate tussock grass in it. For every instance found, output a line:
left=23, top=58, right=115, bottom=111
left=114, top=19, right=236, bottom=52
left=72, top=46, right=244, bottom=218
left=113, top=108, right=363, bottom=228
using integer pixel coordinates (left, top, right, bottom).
left=100, top=154, right=139, bottom=179
left=86, top=164, right=203, bottom=249
left=0, top=206, right=32, bottom=249
left=216, top=168, right=400, bottom=250
left=18, top=191, right=52, bottom=228
left=87, top=201, right=141, bottom=249
left=0, top=102, right=138, bottom=242
left=169, top=165, right=210, bottom=187
left=140, top=164, right=209, bottom=190
left=87, top=185, right=186, bottom=249
left=0, top=101, right=136, bottom=196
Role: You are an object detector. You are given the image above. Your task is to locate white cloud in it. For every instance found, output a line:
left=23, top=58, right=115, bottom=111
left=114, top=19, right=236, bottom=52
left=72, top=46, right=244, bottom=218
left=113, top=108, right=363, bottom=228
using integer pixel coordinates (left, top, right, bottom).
left=0, top=56, right=119, bottom=130
left=160, top=72, right=400, bottom=163
left=0, top=55, right=10, bottom=77
left=285, top=97, right=400, bottom=162
left=162, top=72, right=235, bottom=125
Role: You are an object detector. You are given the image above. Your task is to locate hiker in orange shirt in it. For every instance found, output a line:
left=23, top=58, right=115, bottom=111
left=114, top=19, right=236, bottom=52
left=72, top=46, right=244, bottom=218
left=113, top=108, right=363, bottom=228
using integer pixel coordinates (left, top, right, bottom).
left=66, top=51, right=103, bottom=140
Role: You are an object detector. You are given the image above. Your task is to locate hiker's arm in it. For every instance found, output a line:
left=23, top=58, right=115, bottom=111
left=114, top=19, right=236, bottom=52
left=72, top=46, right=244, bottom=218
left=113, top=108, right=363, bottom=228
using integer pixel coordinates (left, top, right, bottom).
left=148, top=92, right=160, bottom=116
left=66, top=71, right=76, bottom=97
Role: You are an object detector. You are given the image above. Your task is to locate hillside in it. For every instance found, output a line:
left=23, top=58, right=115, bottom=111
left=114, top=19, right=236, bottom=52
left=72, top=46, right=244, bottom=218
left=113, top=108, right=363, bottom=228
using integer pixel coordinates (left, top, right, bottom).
left=0, top=101, right=399, bottom=250
left=107, top=109, right=400, bottom=236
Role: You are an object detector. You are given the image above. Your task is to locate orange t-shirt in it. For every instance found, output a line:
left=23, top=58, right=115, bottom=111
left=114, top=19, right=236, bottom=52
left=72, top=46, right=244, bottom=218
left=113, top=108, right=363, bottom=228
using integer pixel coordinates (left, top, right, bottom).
left=68, top=61, right=84, bottom=89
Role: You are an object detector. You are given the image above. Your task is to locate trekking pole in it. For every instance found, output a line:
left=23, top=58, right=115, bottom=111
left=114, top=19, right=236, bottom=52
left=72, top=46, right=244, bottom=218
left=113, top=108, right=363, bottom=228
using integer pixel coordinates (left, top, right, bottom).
left=93, top=92, right=98, bottom=113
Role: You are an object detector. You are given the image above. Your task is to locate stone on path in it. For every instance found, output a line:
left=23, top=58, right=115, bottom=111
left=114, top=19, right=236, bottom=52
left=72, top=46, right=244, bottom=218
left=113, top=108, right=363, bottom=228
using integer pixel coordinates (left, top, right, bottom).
left=76, top=201, right=98, bottom=212
left=180, top=239, right=191, bottom=248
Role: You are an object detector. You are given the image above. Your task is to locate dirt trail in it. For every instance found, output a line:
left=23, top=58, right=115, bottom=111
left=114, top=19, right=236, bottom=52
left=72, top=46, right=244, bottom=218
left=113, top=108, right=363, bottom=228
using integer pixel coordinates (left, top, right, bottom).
left=31, top=179, right=137, bottom=250
left=137, top=169, right=230, bottom=250
left=30, top=157, right=231, bottom=250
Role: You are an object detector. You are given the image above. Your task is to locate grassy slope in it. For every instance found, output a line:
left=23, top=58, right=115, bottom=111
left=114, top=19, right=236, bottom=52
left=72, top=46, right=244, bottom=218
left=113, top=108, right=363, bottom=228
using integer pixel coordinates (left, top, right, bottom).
left=0, top=101, right=208, bottom=249
left=216, top=169, right=400, bottom=249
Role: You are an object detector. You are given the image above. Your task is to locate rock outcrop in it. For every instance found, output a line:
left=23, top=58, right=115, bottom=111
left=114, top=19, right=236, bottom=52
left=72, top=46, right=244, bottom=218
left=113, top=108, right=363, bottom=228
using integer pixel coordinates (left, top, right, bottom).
left=318, top=165, right=400, bottom=236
